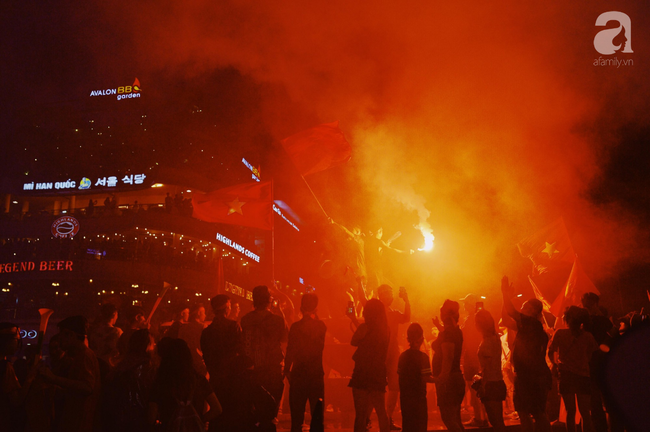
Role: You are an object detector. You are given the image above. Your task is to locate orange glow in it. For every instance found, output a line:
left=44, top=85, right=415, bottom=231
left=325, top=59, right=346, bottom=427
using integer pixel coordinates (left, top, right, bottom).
left=99, top=0, right=650, bottom=312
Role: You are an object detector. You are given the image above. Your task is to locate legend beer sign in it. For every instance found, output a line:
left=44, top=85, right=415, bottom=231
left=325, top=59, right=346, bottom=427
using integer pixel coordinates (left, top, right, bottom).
left=90, top=78, right=142, bottom=101
left=0, top=260, right=74, bottom=274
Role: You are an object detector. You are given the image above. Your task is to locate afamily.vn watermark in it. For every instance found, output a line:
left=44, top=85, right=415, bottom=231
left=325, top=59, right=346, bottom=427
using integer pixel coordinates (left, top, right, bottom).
left=593, top=11, right=633, bottom=67
left=593, top=57, right=633, bottom=68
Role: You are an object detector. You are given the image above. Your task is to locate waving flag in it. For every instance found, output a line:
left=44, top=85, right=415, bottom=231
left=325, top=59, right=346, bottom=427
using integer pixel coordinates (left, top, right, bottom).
left=517, top=218, right=576, bottom=275
left=519, top=218, right=577, bottom=306
left=281, top=121, right=352, bottom=176
left=550, top=256, right=599, bottom=321
left=192, top=181, right=273, bottom=230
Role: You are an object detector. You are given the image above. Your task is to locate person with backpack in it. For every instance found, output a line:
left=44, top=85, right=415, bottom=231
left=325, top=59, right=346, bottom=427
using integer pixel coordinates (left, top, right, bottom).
left=240, top=285, right=289, bottom=429
left=148, top=338, right=221, bottom=432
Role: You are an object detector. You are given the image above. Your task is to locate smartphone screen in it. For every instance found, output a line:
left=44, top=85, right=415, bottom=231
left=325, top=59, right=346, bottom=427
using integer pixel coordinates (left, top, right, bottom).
left=476, top=301, right=484, bottom=310
left=347, top=301, right=355, bottom=315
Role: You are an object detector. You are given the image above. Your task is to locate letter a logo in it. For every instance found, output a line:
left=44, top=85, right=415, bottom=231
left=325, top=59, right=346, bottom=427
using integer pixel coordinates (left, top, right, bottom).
left=594, top=12, right=633, bottom=55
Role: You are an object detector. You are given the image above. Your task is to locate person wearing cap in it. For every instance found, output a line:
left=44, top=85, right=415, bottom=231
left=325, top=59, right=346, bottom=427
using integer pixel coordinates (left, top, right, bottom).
left=201, top=294, right=242, bottom=432
left=459, top=293, right=487, bottom=428
left=501, top=276, right=551, bottom=432
left=39, top=315, right=101, bottom=432
left=284, top=293, right=327, bottom=432
left=240, top=285, right=289, bottom=427
left=431, top=300, right=466, bottom=432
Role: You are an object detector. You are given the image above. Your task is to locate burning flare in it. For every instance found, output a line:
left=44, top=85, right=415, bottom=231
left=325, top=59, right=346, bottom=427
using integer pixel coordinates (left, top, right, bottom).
left=418, top=225, right=435, bottom=252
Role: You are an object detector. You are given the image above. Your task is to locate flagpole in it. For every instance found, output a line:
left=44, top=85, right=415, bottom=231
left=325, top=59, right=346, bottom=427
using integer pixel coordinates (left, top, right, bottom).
left=300, top=174, right=330, bottom=220
left=271, top=180, right=276, bottom=287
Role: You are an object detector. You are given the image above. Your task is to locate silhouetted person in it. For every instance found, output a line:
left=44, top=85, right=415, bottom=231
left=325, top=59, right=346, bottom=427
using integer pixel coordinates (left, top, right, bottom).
left=118, top=306, right=147, bottom=358
left=1, top=322, right=37, bottom=432
left=87, top=199, right=95, bottom=217
left=501, top=276, right=551, bottom=432
left=284, top=293, right=327, bottom=432
left=377, top=284, right=411, bottom=430
left=39, top=316, right=101, bottom=432
left=398, top=323, right=434, bottom=432
left=229, top=301, right=241, bottom=321
left=165, top=193, right=173, bottom=213
left=475, top=309, right=507, bottom=432
left=460, top=293, right=487, bottom=428
left=165, top=306, right=190, bottom=339
left=240, top=286, right=289, bottom=430
left=581, top=292, right=612, bottom=432
left=348, top=298, right=390, bottom=432
left=103, top=329, right=156, bottom=432
left=431, top=300, right=465, bottom=432
left=148, top=337, right=221, bottom=431
left=201, top=294, right=242, bottom=431
left=89, top=303, right=123, bottom=368
left=178, top=304, right=207, bottom=376
left=548, top=306, right=597, bottom=432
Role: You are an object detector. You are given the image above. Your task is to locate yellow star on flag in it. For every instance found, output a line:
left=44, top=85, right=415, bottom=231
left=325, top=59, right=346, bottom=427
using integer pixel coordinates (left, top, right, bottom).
left=542, top=241, right=560, bottom=258
left=228, top=197, right=245, bottom=215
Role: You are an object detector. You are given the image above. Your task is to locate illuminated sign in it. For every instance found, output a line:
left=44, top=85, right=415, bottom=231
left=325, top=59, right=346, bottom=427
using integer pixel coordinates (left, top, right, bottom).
left=216, top=233, right=260, bottom=262
left=0, top=261, right=74, bottom=274
left=89, top=78, right=142, bottom=101
left=22, top=173, right=147, bottom=193
left=79, top=177, right=91, bottom=190
left=52, top=216, right=80, bottom=239
left=224, top=281, right=253, bottom=301
left=20, top=330, right=38, bottom=340
left=273, top=203, right=299, bottom=232
left=242, top=158, right=261, bottom=182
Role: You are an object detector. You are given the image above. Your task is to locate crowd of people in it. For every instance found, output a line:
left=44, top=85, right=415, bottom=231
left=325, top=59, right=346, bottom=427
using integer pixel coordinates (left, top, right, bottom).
left=0, top=276, right=647, bottom=432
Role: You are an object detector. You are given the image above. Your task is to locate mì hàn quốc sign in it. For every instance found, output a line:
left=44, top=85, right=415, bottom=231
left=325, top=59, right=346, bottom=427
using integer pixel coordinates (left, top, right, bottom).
left=0, top=260, right=74, bottom=274
left=22, top=173, right=149, bottom=194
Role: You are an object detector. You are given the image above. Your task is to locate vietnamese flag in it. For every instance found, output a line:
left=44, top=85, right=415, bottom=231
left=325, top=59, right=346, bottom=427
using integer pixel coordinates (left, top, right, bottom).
left=519, top=218, right=577, bottom=310
left=550, top=257, right=600, bottom=326
left=281, top=121, right=352, bottom=176
left=517, top=218, right=576, bottom=275
left=192, top=181, right=273, bottom=230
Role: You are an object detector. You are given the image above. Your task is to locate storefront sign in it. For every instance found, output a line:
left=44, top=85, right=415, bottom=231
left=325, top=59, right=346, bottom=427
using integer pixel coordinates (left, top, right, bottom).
left=224, top=281, right=253, bottom=301
left=89, top=78, right=142, bottom=101
left=216, top=233, right=260, bottom=262
left=242, top=158, right=261, bottom=182
left=0, top=261, right=74, bottom=274
left=22, top=173, right=148, bottom=193
left=273, top=203, right=299, bottom=231
left=20, top=330, right=38, bottom=340
left=52, top=216, right=80, bottom=239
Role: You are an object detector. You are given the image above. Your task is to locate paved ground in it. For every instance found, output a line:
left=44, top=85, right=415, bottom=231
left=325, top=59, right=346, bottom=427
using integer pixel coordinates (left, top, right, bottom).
left=276, top=408, right=524, bottom=431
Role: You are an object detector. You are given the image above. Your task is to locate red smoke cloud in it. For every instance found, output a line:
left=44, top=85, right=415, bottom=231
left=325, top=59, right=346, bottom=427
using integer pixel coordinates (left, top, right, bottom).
left=101, top=0, right=650, bottom=300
